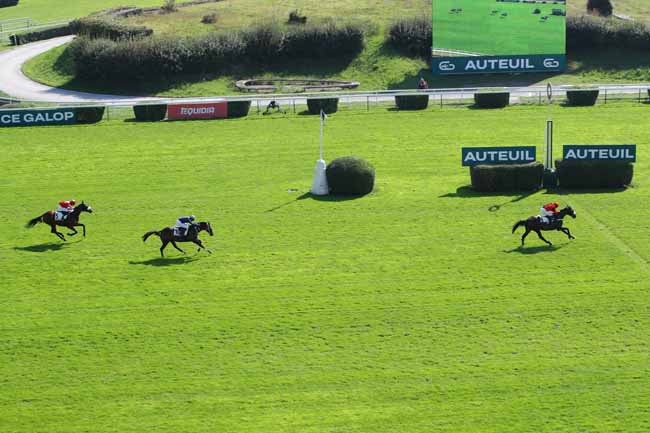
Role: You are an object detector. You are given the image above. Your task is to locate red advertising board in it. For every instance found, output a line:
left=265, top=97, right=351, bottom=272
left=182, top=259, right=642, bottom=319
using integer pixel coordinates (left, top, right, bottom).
left=168, top=101, right=228, bottom=120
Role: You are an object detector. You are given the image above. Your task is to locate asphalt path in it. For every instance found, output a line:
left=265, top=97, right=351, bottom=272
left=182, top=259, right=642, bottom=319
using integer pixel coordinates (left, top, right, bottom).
left=1, top=36, right=649, bottom=106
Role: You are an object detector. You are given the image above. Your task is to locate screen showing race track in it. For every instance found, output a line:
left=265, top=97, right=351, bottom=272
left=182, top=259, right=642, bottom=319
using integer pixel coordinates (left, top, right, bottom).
left=432, top=0, right=566, bottom=74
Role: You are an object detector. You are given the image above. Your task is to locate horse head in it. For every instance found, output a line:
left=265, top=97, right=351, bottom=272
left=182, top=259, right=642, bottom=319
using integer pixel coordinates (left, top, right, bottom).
left=561, top=206, right=576, bottom=219
left=75, top=201, right=93, bottom=214
left=199, top=221, right=214, bottom=236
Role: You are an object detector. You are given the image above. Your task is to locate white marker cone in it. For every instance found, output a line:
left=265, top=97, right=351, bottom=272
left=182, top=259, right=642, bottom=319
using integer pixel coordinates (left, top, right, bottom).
left=310, top=159, right=329, bottom=195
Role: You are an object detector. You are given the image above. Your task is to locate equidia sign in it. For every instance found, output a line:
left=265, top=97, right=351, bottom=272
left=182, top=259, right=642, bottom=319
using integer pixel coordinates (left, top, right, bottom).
left=563, top=145, right=636, bottom=162
left=0, top=108, right=76, bottom=127
left=168, top=102, right=228, bottom=120
left=462, top=146, right=537, bottom=166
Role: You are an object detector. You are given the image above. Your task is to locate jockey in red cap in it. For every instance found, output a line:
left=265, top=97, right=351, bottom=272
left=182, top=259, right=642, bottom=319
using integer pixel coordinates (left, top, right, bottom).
left=56, top=199, right=76, bottom=221
left=540, top=202, right=560, bottom=224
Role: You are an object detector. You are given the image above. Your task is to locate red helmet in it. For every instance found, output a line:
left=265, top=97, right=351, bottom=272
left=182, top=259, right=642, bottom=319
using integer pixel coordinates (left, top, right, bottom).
left=70, top=199, right=76, bottom=205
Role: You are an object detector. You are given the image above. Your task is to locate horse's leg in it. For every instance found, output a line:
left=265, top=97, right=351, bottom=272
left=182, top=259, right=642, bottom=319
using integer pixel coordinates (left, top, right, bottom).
left=77, top=223, right=86, bottom=237
left=171, top=241, right=185, bottom=254
left=193, top=239, right=212, bottom=254
left=521, top=227, right=531, bottom=246
left=536, top=229, right=552, bottom=246
left=67, top=226, right=78, bottom=236
left=160, top=240, right=169, bottom=257
left=560, top=227, right=575, bottom=239
left=51, top=223, right=65, bottom=241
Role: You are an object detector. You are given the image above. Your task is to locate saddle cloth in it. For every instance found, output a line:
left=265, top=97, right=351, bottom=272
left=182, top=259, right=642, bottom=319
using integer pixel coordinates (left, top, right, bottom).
left=54, top=211, right=66, bottom=222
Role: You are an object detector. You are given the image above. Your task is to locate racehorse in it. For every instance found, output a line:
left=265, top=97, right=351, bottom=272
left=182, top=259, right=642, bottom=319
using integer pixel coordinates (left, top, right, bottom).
left=26, top=202, right=93, bottom=241
left=142, top=221, right=214, bottom=257
left=512, top=206, right=577, bottom=246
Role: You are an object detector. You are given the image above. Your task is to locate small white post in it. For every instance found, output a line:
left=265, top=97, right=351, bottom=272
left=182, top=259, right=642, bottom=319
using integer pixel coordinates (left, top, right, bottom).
left=311, top=109, right=329, bottom=195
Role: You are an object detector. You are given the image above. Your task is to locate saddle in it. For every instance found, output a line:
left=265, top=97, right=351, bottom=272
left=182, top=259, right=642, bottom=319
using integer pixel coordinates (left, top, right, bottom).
left=55, top=211, right=67, bottom=222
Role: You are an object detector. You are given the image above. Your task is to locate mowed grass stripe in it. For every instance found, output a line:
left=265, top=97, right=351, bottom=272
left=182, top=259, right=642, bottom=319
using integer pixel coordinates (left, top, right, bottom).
left=1, top=104, right=650, bottom=432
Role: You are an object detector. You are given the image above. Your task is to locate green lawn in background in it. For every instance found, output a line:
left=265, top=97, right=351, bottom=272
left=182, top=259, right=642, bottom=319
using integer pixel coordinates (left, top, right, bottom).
left=1, top=103, right=650, bottom=432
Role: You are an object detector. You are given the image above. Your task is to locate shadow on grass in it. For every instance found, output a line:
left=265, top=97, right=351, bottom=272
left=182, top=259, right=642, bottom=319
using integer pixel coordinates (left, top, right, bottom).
left=14, top=242, right=67, bottom=252
left=544, top=187, right=630, bottom=195
left=265, top=191, right=366, bottom=212
left=129, top=256, right=202, bottom=266
left=503, top=244, right=566, bottom=254
left=440, top=186, right=540, bottom=211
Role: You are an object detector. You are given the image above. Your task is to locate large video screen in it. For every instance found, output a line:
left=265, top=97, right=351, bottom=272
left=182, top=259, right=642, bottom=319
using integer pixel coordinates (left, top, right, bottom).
left=432, top=0, right=566, bottom=75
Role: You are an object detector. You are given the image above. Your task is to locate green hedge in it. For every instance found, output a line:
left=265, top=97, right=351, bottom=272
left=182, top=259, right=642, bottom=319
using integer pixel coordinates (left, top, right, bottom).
left=0, top=0, right=18, bottom=7
left=555, top=159, right=633, bottom=188
left=470, top=163, right=543, bottom=192
left=565, top=89, right=599, bottom=106
left=326, top=156, right=375, bottom=195
left=11, top=25, right=73, bottom=45
left=69, top=17, right=153, bottom=41
left=395, top=94, right=429, bottom=110
left=474, top=92, right=510, bottom=109
left=69, top=22, right=364, bottom=83
left=227, top=101, right=251, bottom=118
left=307, top=98, right=339, bottom=115
left=387, top=16, right=432, bottom=58
left=567, top=15, right=650, bottom=51
left=75, top=107, right=105, bottom=124
left=133, top=104, right=167, bottom=121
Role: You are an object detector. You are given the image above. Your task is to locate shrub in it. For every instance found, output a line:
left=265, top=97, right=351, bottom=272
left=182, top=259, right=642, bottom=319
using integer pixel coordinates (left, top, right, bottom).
left=567, top=15, right=650, bottom=51
left=565, top=88, right=599, bottom=106
left=75, top=106, right=105, bottom=124
left=395, top=94, right=429, bottom=110
left=0, top=0, right=18, bottom=7
left=474, top=91, right=510, bottom=109
left=307, top=98, right=339, bottom=115
left=326, top=156, right=375, bottom=195
left=133, top=104, right=167, bottom=121
left=388, top=16, right=432, bottom=58
left=288, top=10, right=307, bottom=24
left=555, top=159, right=633, bottom=188
left=587, top=0, right=613, bottom=17
left=162, top=0, right=177, bottom=12
left=69, top=17, right=153, bottom=40
left=201, top=13, right=217, bottom=24
left=227, top=100, right=251, bottom=118
left=11, top=25, right=72, bottom=45
left=470, top=163, right=543, bottom=192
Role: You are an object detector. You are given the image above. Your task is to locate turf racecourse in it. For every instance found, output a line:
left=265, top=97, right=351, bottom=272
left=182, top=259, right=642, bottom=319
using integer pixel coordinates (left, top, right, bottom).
left=2, top=104, right=650, bottom=432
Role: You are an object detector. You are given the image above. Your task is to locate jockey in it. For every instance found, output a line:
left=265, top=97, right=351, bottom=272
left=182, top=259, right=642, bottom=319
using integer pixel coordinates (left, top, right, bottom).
left=540, top=202, right=560, bottom=224
left=175, top=215, right=195, bottom=236
left=56, top=199, right=76, bottom=221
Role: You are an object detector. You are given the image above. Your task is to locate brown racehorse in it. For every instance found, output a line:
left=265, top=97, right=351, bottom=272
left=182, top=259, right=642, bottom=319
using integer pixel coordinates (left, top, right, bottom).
left=142, top=221, right=214, bottom=257
left=512, top=206, right=577, bottom=246
left=26, top=202, right=93, bottom=241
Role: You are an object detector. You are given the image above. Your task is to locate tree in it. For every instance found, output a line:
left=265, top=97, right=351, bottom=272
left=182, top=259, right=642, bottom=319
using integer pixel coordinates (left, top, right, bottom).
left=587, top=0, right=613, bottom=17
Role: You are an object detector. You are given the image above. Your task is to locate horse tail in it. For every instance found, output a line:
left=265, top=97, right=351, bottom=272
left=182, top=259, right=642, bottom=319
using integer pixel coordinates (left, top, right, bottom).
left=142, top=230, right=160, bottom=242
left=512, top=220, right=527, bottom=234
left=26, top=215, right=43, bottom=228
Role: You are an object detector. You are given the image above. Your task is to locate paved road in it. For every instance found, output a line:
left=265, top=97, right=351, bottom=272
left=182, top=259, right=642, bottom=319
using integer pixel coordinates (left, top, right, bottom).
left=1, top=36, right=649, bottom=105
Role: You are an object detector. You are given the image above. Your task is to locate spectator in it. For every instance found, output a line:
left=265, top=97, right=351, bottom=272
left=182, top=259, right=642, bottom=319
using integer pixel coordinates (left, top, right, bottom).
left=418, top=77, right=429, bottom=90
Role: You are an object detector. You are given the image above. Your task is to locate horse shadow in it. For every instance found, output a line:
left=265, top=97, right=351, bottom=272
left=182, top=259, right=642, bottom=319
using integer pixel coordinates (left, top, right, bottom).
left=504, top=244, right=566, bottom=254
left=129, top=256, right=202, bottom=267
left=14, top=242, right=68, bottom=252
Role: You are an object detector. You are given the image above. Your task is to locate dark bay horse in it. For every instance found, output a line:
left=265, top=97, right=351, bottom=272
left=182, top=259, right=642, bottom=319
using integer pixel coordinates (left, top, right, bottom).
left=26, top=202, right=93, bottom=241
left=512, top=206, right=577, bottom=246
left=143, top=221, right=214, bottom=257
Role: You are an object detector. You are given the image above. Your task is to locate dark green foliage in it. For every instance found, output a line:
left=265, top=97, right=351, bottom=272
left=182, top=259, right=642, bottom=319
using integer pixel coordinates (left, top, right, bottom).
left=288, top=10, right=307, bottom=24
left=69, top=17, right=153, bottom=41
left=470, top=163, right=543, bottom=192
left=227, top=101, right=251, bottom=118
left=75, top=107, right=105, bottom=124
left=473, top=92, right=510, bottom=109
left=69, top=23, right=363, bottom=83
left=307, top=98, right=339, bottom=115
left=395, top=95, right=429, bottom=110
left=326, top=156, right=375, bottom=195
left=12, top=25, right=72, bottom=45
left=201, top=13, right=218, bottom=24
left=567, top=16, right=650, bottom=51
left=0, top=0, right=18, bottom=7
left=587, top=0, right=613, bottom=17
left=133, top=104, right=167, bottom=121
left=387, top=16, right=432, bottom=58
left=565, top=89, right=599, bottom=106
left=555, top=159, right=633, bottom=188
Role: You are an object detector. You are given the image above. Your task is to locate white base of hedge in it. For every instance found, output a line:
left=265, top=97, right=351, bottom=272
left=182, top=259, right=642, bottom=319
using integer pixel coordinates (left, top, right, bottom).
left=311, top=159, right=329, bottom=195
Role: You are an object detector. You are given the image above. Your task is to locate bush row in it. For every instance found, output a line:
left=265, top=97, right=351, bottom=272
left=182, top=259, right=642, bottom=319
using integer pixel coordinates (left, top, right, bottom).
left=69, top=17, right=153, bottom=41
left=555, top=160, right=633, bottom=188
left=0, top=0, right=18, bottom=7
left=387, top=15, right=650, bottom=56
left=11, top=25, right=73, bottom=45
left=470, top=163, right=543, bottom=192
left=69, top=22, right=364, bottom=82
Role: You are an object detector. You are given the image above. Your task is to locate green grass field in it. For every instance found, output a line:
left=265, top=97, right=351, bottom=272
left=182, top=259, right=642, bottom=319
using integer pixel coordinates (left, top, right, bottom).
left=2, top=103, right=650, bottom=432
left=434, top=0, right=565, bottom=55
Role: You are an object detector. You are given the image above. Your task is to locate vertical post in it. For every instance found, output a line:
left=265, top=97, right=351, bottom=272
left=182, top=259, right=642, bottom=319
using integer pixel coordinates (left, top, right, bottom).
left=440, top=94, right=443, bottom=109
left=366, top=96, right=369, bottom=112
left=639, top=88, right=642, bottom=104
left=604, top=89, right=607, bottom=104
left=319, top=110, right=324, bottom=161
left=256, top=99, right=260, bottom=114
left=293, top=99, right=295, bottom=114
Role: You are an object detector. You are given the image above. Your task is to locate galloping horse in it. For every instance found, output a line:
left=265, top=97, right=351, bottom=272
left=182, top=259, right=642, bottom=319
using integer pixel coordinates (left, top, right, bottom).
left=26, top=202, right=93, bottom=241
left=143, top=221, right=214, bottom=257
left=512, top=206, right=577, bottom=246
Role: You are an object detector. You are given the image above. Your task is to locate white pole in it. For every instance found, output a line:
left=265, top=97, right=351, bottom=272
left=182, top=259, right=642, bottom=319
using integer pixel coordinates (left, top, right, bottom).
left=311, top=109, right=329, bottom=195
left=319, top=109, right=324, bottom=160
